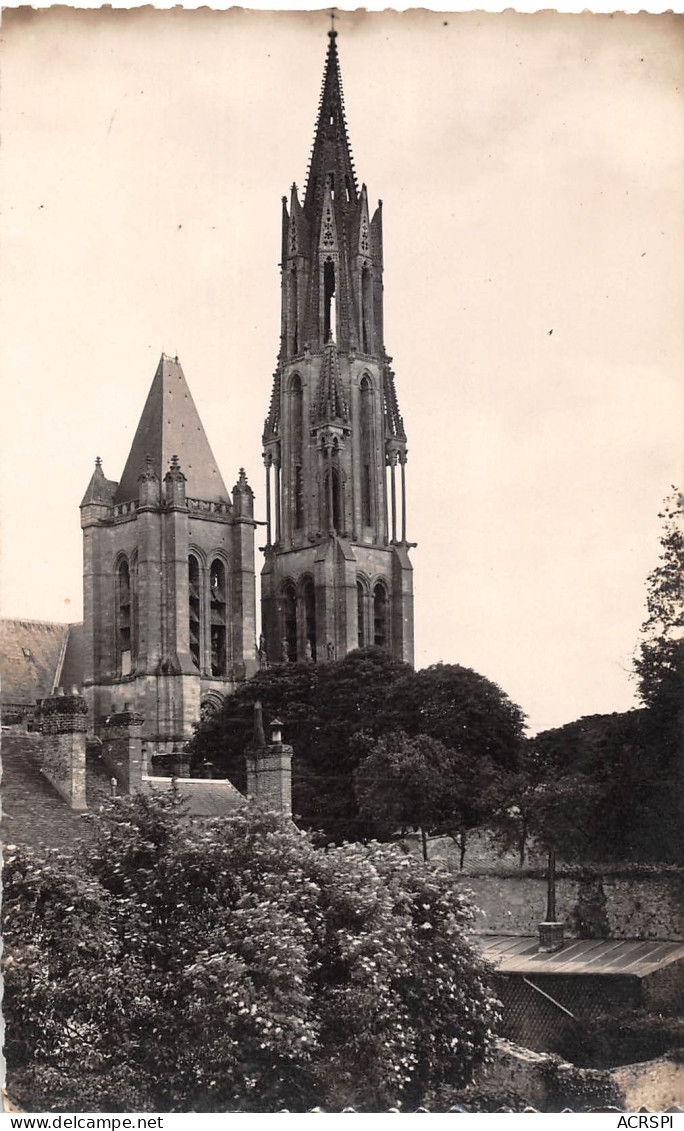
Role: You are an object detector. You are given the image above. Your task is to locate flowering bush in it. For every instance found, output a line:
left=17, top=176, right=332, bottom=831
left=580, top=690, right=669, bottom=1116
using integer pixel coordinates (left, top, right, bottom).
left=3, top=791, right=499, bottom=1112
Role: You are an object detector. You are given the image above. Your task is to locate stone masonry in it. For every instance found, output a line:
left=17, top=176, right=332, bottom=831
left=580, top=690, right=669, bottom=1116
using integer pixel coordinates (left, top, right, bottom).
left=35, top=693, right=88, bottom=810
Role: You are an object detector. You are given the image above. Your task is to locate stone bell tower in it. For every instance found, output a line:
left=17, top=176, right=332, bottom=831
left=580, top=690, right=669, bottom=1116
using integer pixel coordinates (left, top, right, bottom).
left=80, top=354, right=258, bottom=758
left=260, top=27, right=414, bottom=666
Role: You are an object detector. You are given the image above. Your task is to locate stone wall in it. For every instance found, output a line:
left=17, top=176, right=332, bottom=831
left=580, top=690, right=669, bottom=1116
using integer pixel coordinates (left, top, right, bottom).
left=404, top=833, right=683, bottom=940
left=476, top=1038, right=684, bottom=1112
left=613, top=1055, right=684, bottom=1112
left=36, top=694, right=88, bottom=809
left=456, top=873, right=683, bottom=941
left=100, top=710, right=144, bottom=792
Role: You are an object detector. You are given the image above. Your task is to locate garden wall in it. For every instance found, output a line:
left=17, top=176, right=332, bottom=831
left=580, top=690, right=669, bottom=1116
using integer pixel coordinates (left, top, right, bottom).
left=404, top=834, right=683, bottom=940
left=476, top=1039, right=684, bottom=1112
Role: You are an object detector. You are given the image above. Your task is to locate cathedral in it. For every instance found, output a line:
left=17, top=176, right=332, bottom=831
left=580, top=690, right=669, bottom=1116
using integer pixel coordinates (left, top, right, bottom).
left=1, top=27, right=413, bottom=782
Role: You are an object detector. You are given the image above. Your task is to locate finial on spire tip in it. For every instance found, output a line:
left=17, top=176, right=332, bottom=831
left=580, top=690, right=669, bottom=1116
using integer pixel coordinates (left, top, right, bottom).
left=329, top=9, right=337, bottom=38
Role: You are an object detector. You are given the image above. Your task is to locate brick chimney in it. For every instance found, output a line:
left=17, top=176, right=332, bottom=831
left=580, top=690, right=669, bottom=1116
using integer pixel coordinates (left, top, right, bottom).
left=245, top=701, right=292, bottom=816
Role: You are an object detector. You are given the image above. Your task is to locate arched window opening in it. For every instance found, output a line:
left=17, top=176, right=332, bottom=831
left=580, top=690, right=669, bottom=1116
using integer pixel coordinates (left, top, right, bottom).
left=324, top=259, right=336, bottom=341
left=345, top=175, right=352, bottom=203
left=117, top=559, right=132, bottom=676
left=130, top=553, right=139, bottom=666
left=188, top=555, right=201, bottom=671
left=291, top=375, right=304, bottom=531
left=373, top=582, right=388, bottom=649
left=209, top=559, right=227, bottom=677
left=357, top=581, right=366, bottom=649
left=290, top=267, right=299, bottom=355
left=325, top=466, right=344, bottom=532
left=361, top=266, right=372, bottom=353
left=360, top=377, right=373, bottom=528
left=303, top=578, right=316, bottom=661
left=282, top=583, right=297, bottom=662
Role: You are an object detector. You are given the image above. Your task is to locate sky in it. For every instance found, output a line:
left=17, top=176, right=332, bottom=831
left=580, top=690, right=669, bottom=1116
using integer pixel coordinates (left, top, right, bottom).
left=1, top=8, right=682, bottom=733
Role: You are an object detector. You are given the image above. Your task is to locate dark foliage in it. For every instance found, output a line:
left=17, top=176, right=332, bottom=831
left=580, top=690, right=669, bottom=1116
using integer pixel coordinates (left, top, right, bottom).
left=520, top=710, right=684, bottom=863
left=559, top=1010, right=684, bottom=1069
left=189, top=650, right=526, bottom=848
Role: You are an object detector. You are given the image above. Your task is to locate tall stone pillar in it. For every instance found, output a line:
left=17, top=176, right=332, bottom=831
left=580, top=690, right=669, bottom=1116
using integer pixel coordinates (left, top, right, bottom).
left=38, top=692, right=88, bottom=809
left=102, top=707, right=146, bottom=792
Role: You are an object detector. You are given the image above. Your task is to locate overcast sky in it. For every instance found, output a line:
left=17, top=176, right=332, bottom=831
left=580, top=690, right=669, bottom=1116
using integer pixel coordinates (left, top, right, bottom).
left=1, top=8, right=682, bottom=732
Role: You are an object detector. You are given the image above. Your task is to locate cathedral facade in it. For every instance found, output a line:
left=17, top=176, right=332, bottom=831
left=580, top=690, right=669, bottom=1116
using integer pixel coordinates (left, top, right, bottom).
left=260, top=27, right=414, bottom=666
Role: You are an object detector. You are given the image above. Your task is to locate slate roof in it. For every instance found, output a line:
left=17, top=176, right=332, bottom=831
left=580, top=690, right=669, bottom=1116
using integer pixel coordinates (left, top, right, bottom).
left=0, top=620, right=68, bottom=705
left=115, top=354, right=230, bottom=504
left=477, top=935, right=684, bottom=978
left=143, top=776, right=245, bottom=817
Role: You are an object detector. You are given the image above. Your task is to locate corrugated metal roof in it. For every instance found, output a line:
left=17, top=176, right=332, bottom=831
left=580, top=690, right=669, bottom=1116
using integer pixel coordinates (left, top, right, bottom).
left=476, top=935, right=684, bottom=977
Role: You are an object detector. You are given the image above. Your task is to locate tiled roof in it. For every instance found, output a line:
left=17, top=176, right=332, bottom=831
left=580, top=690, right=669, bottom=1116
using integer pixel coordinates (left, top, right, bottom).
left=0, top=619, right=71, bottom=705
left=143, top=776, right=245, bottom=817
left=477, top=935, right=684, bottom=978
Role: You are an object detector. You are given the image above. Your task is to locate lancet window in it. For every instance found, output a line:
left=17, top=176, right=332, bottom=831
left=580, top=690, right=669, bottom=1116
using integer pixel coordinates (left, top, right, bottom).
left=188, top=554, right=201, bottom=671
left=209, top=559, right=227, bottom=677
left=117, top=558, right=132, bottom=676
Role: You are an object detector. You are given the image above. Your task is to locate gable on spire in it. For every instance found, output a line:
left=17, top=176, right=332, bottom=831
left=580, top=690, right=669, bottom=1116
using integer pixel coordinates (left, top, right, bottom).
left=311, top=338, right=349, bottom=427
left=115, top=354, right=230, bottom=504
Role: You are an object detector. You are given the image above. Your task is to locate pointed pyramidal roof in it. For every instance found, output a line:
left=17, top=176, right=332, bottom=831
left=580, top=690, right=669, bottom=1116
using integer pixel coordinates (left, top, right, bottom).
left=80, top=457, right=117, bottom=507
left=115, top=354, right=229, bottom=504
left=303, top=27, right=358, bottom=214
left=312, top=338, right=349, bottom=426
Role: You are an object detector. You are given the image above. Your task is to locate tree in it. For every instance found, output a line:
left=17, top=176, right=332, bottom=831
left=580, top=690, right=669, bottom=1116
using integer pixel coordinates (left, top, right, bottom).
left=189, top=651, right=527, bottom=849
left=634, top=488, right=684, bottom=715
left=509, top=710, right=683, bottom=864
left=354, top=731, right=453, bottom=859
left=4, top=791, right=500, bottom=1113
left=385, top=663, right=526, bottom=775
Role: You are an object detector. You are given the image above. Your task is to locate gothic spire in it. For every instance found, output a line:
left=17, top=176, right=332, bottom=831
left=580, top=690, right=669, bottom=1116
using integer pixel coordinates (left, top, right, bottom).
left=303, top=27, right=358, bottom=215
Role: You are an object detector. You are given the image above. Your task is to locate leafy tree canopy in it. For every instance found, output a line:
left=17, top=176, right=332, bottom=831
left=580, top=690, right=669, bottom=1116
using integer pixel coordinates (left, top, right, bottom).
left=4, top=792, right=500, bottom=1113
left=189, top=651, right=526, bottom=844
left=507, top=710, right=683, bottom=864
left=384, top=663, right=526, bottom=777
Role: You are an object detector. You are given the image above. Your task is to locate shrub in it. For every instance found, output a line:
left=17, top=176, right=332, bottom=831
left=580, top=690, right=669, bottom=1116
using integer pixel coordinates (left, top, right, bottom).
left=3, top=791, right=500, bottom=1112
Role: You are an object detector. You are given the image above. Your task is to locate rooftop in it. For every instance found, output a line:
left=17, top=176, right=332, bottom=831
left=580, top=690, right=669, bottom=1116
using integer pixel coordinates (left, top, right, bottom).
left=477, top=935, right=684, bottom=978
